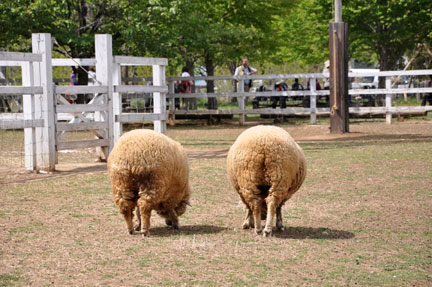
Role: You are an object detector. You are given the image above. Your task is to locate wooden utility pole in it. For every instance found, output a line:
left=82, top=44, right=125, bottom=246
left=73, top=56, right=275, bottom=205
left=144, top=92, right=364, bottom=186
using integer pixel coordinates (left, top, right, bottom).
left=329, top=0, right=349, bottom=133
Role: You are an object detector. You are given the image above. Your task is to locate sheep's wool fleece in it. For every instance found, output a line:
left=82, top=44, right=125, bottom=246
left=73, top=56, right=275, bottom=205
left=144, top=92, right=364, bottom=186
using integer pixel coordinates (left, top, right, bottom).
left=108, top=129, right=189, bottom=209
left=227, top=125, right=306, bottom=200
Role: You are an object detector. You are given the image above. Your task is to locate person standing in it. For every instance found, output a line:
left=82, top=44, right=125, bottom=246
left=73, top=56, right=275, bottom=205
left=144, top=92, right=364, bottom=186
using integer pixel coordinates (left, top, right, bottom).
left=322, top=60, right=330, bottom=106
left=291, top=78, right=304, bottom=91
left=179, top=66, right=195, bottom=110
left=422, top=75, right=432, bottom=106
left=234, top=57, right=258, bottom=92
left=322, top=60, right=330, bottom=90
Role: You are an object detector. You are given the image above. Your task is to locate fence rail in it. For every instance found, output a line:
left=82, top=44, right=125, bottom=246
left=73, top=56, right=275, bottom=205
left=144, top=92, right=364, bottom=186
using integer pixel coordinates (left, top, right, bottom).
left=164, top=70, right=432, bottom=125
left=0, top=51, right=42, bottom=62
left=0, top=86, right=43, bottom=95
left=114, top=56, right=168, bottom=66
left=51, top=58, right=96, bottom=66
left=0, top=119, right=44, bottom=129
left=114, top=85, right=168, bottom=94
left=54, top=85, right=109, bottom=94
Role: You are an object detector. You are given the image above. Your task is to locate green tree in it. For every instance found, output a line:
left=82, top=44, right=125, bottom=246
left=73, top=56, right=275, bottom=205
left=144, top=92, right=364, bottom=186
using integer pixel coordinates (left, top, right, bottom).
left=275, top=0, right=330, bottom=67
left=167, top=0, right=291, bottom=109
left=342, top=0, right=432, bottom=74
left=277, top=0, right=432, bottom=76
left=1, top=0, right=122, bottom=91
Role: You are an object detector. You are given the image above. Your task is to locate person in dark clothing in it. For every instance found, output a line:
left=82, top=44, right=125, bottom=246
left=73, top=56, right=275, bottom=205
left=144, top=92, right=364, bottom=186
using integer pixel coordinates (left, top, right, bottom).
left=422, top=75, right=432, bottom=106
left=291, top=78, right=304, bottom=91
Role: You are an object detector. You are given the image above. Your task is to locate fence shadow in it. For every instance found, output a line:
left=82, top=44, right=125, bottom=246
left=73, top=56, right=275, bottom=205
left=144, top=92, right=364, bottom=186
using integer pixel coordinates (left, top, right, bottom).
left=56, top=163, right=107, bottom=175
left=187, top=149, right=228, bottom=159
left=0, top=163, right=107, bottom=185
left=134, top=224, right=228, bottom=237
left=300, top=133, right=432, bottom=151
left=273, top=226, right=355, bottom=240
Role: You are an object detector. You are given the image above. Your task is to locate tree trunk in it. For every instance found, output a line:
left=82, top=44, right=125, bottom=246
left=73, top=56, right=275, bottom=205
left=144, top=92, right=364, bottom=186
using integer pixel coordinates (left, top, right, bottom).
left=186, top=59, right=196, bottom=109
left=0, top=66, right=9, bottom=112
left=123, top=66, right=129, bottom=85
left=378, top=48, right=390, bottom=88
left=73, top=66, right=89, bottom=104
left=227, top=60, right=238, bottom=102
left=205, top=53, right=217, bottom=110
left=378, top=45, right=392, bottom=106
left=72, top=1, right=90, bottom=104
left=186, top=60, right=194, bottom=76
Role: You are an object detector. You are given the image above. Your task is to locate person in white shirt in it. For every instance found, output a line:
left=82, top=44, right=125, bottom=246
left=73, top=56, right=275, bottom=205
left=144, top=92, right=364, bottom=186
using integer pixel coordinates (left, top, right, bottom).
left=234, top=57, right=258, bottom=92
left=323, top=60, right=330, bottom=90
left=88, top=67, right=96, bottom=86
left=179, top=66, right=195, bottom=110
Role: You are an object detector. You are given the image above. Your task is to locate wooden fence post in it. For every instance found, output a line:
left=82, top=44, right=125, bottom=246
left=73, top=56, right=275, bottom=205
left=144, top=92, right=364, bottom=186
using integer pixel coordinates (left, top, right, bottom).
left=168, top=80, right=176, bottom=126
left=95, top=34, right=114, bottom=159
left=152, top=64, right=167, bottom=134
left=32, top=33, right=56, bottom=171
left=238, top=79, right=245, bottom=125
left=385, top=76, right=392, bottom=124
left=112, top=62, right=122, bottom=143
left=329, top=22, right=349, bottom=134
left=310, top=78, right=317, bottom=124
left=22, top=61, right=36, bottom=170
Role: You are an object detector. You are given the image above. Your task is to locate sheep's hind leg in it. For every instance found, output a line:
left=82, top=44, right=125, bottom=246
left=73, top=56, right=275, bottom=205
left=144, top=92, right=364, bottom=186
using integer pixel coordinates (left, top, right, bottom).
left=263, top=196, right=278, bottom=237
left=251, top=199, right=263, bottom=235
left=122, top=209, right=134, bottom=235
left=276, top=206, right=285, bottom=231
left=242, top=208, right=254, bottom=229
left=134, top=208, right=141, bottom=231
left=137, top=200, right=152, bottom=237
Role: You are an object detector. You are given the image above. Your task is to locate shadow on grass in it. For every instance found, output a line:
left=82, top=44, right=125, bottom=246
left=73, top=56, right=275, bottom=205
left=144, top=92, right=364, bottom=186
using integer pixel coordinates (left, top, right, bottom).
left=187, top=149, right=229, bottom=159
left=0, top=163, right=107, bottom=185
left=56, top=163, right=107, bottom=174
left=136, top=224, right=228, bottom=237
left=301, top=134, right=432, bottom=151
left=273, top=226, right=354, bottom=240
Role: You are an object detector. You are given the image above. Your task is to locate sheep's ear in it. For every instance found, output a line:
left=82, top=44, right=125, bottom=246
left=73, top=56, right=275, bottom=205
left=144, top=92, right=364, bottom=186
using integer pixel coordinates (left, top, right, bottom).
left=186, top=200, right=192, bottom=207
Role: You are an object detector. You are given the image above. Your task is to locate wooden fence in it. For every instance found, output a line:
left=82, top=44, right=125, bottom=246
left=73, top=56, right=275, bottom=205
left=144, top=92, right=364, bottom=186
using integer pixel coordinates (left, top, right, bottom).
left=0, top=33, right=168, bottom=171
left=166, top=70, right=432, bottom=125
left=1, top=33, right=432, bottom=171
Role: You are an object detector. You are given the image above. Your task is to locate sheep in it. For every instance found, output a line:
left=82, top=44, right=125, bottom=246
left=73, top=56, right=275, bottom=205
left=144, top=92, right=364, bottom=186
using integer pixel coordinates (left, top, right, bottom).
left=227, top=125, right=306, bottom=237
left=107, top=129, right=191, bottom=237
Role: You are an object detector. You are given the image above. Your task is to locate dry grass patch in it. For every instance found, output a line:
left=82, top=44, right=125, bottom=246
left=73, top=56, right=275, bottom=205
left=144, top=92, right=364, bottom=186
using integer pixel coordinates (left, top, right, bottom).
left=1, top=121, right=431, bottom=286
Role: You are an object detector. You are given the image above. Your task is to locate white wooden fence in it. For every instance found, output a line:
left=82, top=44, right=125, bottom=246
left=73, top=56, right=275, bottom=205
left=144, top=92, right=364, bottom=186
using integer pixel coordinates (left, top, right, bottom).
left=0, top=33, right=168, bottom=171
left=166, top=71, right=432, bottom=125
left=2, top=33, right=432, bottom=171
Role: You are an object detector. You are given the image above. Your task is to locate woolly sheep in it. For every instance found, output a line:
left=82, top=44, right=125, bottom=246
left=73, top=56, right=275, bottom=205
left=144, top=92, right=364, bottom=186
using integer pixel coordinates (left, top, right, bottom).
left=227, top=125, right=306, bottom=237
left=107, top=129, right=191, bottom=237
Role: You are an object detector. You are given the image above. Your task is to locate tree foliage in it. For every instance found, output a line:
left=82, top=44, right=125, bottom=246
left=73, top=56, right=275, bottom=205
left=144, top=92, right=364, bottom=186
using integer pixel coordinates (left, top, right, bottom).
left=342, top=0, right=432, bottom=70
left=2, top=0, right=431, bottom=75
left=277, top=0, right=432, bottom=71
left=275, top=0, right=330, bottom=66
left=0, top=0, right=122, bottom=56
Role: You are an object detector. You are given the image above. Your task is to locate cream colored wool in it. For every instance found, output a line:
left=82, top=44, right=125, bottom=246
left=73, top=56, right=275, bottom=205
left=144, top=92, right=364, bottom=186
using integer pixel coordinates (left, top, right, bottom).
left=227, top=125, right=306, bottom=237
left=108, top=129, right=191, bottom=237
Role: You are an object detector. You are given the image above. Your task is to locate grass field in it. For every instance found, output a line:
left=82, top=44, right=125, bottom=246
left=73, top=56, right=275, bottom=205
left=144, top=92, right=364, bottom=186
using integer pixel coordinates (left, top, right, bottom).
left=1, top=118, right=431, bottom=286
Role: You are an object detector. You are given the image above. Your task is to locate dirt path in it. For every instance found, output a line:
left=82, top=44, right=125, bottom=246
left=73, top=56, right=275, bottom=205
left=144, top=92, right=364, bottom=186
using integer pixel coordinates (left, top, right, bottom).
left=2, top=121, right=431, bottom=185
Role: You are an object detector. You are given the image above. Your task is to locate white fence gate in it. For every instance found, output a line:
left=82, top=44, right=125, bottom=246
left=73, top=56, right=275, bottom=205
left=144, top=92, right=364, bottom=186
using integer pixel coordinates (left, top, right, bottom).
left=0, top=33, right=168, bottom=171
